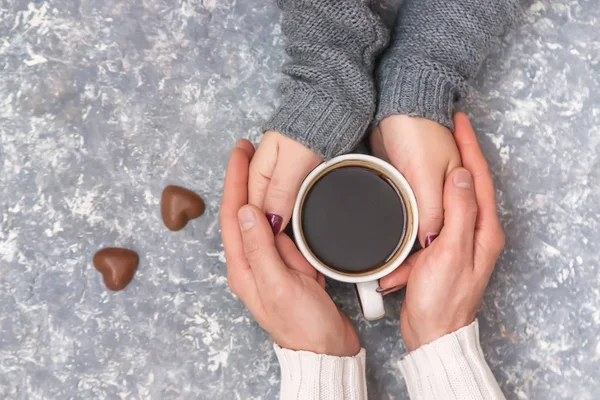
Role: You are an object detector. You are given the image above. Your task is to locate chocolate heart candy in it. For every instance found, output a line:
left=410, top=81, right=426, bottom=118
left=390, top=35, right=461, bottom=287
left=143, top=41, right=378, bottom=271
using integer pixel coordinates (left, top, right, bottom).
left=93, top=248, right=139, bottom=291
left=161, top=185, right=205, bottom=231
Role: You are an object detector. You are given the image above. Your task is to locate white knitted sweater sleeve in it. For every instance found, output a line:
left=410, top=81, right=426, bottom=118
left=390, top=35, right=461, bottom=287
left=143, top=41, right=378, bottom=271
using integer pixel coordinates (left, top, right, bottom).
left=275, top=320, right=504, bottom=400
left=398, top=320, right=506, bottom=400
left=274, top=344, right=367, bottom=400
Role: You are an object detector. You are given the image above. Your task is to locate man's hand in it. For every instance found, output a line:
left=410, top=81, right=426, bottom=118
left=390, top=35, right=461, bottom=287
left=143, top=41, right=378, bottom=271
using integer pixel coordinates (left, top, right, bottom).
left=379, top=114, right=505, bottom=350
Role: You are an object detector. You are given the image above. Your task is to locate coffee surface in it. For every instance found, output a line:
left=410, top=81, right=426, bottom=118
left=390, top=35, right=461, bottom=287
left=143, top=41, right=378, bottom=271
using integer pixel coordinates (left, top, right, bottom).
left=301, top=166, right=405, bottom=273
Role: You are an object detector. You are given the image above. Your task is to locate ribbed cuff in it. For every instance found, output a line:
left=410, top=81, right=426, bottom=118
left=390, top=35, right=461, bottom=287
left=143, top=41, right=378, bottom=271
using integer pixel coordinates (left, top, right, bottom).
left=265, top=85, right=371, bottom=160
left=274, top=344, right=367, bottom=400
left=398, top=320, right=505, bottom=400
left=375, top=56, right=467, bottom=131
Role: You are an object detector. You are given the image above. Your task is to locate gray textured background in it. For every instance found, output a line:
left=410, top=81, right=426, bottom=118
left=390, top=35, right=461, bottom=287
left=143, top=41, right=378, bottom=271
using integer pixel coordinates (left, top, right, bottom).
left=0, top=0, right=599, bottom=399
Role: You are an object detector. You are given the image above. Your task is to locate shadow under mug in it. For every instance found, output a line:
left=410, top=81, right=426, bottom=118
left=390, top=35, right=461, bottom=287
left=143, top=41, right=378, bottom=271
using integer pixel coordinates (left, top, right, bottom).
left=292, top=154, right=419, bottom=320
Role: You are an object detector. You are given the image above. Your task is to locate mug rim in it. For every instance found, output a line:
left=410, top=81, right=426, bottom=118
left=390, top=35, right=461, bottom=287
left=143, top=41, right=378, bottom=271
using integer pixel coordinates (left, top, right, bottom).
left=292, top=154, right=419, bottom=284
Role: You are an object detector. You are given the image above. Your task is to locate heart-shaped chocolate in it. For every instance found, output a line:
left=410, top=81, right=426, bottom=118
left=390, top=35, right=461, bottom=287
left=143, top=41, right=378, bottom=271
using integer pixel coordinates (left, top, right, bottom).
left=93, top=248, right=139, bottom=291
left=161, top=185, right=205, bottom=231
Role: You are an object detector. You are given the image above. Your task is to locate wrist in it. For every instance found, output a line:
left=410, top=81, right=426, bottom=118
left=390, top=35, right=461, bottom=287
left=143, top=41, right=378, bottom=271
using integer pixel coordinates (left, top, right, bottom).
left=403, top=318, right=477, bottom=352
left=273, top=337, right=361, bottom=358
left=404, top=328, right=461, bottom=352
left=264, top=130, right=322, bottom=162
left=379, top=114, right=451, bottom=137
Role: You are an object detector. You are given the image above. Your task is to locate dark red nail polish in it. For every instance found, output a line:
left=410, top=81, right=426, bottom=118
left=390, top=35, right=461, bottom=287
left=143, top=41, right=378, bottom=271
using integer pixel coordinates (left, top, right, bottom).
left=266, top=213, right=283, bottom=234
left=425, top=234, right=438, bottom=248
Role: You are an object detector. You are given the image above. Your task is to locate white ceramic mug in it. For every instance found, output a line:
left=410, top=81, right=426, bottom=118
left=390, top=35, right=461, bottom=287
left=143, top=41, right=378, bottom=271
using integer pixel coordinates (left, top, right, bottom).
left=292, top=154, right=418, bottom=320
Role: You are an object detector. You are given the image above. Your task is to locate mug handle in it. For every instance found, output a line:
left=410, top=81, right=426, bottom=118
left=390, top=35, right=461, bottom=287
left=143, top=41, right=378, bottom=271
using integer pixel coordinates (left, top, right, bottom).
left=355, top=281, right=385, bottom=320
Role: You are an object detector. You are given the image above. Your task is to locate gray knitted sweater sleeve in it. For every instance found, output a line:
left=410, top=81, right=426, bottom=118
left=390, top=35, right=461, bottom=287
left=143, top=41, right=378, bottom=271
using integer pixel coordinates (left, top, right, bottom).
left=265, top=0, right=388, bottom=159
left=375, top=0, right=521, bottom=130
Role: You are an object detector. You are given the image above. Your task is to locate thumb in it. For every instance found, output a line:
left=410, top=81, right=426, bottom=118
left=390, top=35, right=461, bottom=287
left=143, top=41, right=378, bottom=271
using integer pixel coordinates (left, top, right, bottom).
left=439, top=168, right=477, bottom=254
left=238, top=205, right=291, bottom=288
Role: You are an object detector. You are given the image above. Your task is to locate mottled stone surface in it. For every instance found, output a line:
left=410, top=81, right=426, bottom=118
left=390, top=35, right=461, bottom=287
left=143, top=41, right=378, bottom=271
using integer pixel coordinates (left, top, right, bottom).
left=0, top=1, right=598, bottom=399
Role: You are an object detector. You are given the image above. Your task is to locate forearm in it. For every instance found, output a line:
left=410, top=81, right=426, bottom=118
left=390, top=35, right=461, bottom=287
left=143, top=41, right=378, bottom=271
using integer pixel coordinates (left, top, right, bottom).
left=266, top=0, right=388, bottom=159
left=399, top=320, right=505, bottom=400
left=375, top=0, right=521, bottom=130
left=274, top=344, right=367, bottom=400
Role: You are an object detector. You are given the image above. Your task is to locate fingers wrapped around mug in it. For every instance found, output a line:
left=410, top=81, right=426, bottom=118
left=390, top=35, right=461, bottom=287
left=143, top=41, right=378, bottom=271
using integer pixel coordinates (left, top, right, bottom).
left=248, top=131, right=321, bottom=234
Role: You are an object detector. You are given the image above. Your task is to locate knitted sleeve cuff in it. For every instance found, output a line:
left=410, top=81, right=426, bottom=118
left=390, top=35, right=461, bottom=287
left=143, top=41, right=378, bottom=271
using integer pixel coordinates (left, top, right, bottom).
left=264, top=84, right=371, bottom=160
left=398, top=320, right=506, bottom=400
left=274, top=344, right=368, bottom=400
left=374, top=57, right=467, bottom=131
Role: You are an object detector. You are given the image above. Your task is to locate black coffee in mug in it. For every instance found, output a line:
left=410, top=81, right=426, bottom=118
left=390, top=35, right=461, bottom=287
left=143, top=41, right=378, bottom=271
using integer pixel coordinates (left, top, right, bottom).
left=301, top=166, right=406, bottom=273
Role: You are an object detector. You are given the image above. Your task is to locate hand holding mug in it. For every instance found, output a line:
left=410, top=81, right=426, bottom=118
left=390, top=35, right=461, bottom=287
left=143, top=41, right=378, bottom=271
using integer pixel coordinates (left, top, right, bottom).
left=248, top=131, right=322, bottom=234
left=219, top=140, right=360, bottom=357
left=379, top=113, right=505, bottom=351
left=371, top=115, right=462, bottom=247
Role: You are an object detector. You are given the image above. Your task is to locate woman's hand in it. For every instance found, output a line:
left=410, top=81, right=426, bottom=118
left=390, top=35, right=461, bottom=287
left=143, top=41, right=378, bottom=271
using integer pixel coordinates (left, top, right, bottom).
left=219, top=139, right=360, bottom=357
left=380, top=113, right=505, bottom=351
left=371, top=115, right=462, bottom=247
left=249, top=132, right=322, bottom=234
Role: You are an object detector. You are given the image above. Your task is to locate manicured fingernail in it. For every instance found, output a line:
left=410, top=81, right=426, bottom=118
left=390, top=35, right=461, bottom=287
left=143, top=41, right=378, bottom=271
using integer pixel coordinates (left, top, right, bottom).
left=238, top=207, right=255, bottom=231
left=266, top=213, right=283, bottom=234
left=425, top=234, right=438, bottom=248
left=453, top=169, right=472, bottom=189
left=376, top=284, right=404, bottom=296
